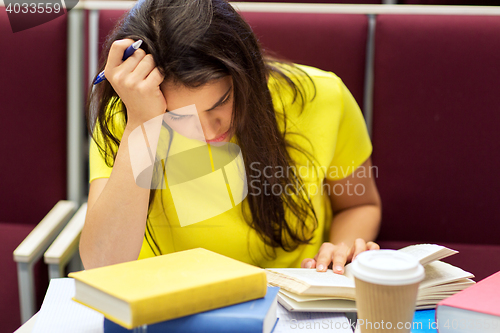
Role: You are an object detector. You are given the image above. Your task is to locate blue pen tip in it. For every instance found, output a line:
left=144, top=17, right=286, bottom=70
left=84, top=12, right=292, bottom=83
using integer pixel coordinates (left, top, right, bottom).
left=94, top=72, right=105, bottom=85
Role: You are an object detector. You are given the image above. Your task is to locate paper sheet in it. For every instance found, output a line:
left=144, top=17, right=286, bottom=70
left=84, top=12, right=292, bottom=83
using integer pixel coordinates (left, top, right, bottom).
left=268, top=268, right=355, bottom=288
left=275, top=303, right=353, bottom=332
left=32, top=278, right=104, bottom=333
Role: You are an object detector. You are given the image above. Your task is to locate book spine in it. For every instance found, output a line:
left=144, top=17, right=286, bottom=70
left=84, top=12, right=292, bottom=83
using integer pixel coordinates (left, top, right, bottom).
left=104, top=316, right=263, bottom=333
left=104, top=318, right=132, bottom=333
left=150, top=315, right=262, bottom=333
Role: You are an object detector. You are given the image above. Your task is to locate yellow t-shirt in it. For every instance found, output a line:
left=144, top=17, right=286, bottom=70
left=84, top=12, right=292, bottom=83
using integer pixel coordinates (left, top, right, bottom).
left=88, top=63, right=372, bottom=268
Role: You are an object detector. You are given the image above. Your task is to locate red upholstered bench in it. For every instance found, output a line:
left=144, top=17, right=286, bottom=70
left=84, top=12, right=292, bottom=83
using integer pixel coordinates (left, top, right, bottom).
left=371, top=14, right=500, bottom=281
left=0, top=7, right=69, bottom=332
left=240, top=11, right=368, bottom=111
left=0, top=224, right=36, bottom=333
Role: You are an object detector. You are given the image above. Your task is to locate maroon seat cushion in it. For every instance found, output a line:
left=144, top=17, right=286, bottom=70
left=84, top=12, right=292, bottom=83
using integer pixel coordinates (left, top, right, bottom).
left=371, top=15, right=500, bottom=246
left=0, top=8, right=67, bottom=225
left=1, top=7, right=68, bottom=331
left=241, top=12, right=368, bottom=108
left=378, top=241, right=500, bottom=282
left=98, top=10, right=128, bottom=56
left=0, top=223, right=49, bottom=333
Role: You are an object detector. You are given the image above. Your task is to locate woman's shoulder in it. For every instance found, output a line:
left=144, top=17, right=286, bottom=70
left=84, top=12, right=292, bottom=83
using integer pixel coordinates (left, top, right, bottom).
left=267, top=61, right=345, bottom=116
left=268, top=61, right=342, bottom=87
left=267, top=62, right=344, bottom=102
left=291, top=63, right=340, bottom=80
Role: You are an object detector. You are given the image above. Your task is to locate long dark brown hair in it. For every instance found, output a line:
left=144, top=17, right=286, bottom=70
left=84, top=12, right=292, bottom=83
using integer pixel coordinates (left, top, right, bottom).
left=87, top=0, right=319, bottom=260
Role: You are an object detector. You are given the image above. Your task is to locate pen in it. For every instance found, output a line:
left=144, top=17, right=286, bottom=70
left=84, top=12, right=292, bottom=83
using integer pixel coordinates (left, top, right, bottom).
left=93, top=39, right=143, bottom=85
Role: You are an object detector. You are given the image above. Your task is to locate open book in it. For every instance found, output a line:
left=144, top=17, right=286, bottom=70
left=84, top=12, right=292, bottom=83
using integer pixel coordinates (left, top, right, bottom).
left=266, top=244, right=475, bottom=312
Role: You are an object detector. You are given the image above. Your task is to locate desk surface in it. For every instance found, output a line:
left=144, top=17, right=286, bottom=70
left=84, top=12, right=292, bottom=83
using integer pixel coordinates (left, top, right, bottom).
left=24, top=278, right=356, bottom=333
left=15, top=312, right=38, bottom=333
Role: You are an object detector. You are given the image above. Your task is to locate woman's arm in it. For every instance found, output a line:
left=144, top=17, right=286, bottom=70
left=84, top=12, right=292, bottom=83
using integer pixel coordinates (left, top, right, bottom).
left=80, top=39, right=166, bottom=269
left=80, top=128, right=150, bottom=269
left=301, top=157, right=381, bottom=274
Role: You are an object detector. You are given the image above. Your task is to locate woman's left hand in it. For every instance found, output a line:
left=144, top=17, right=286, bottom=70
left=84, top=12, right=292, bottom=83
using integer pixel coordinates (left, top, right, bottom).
left=301, top=239, right=380, bottom=274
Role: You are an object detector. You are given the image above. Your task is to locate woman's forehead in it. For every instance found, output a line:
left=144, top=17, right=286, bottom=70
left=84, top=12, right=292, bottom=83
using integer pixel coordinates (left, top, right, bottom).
left=161, top=76, right=232, bottom=111
left=161, top=75, right=232, bottom=93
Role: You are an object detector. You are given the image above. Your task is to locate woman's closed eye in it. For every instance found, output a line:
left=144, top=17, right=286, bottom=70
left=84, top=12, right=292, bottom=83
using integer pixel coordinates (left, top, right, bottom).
left=167, top=95, right=231, bottom=122
left=217, top=95, right=231, bottom=108
left=167, top=113, right=191, bottom=122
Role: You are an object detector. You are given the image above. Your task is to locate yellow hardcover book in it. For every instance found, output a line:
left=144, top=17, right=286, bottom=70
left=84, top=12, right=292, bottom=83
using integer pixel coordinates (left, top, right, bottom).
left=68, top=248, right=267, bottom=329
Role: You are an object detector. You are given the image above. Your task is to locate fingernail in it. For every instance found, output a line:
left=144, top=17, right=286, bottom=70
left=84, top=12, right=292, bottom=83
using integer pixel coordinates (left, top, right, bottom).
left=334, top=265, right=343, bottom=272
left=306, top=261, right=312, bottom=269
left=317, top=264, right=325, bottom=271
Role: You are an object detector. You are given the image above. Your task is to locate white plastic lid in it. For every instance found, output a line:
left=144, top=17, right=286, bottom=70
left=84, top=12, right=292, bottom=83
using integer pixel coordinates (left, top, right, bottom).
left=350, top=250, right=425, bottom=286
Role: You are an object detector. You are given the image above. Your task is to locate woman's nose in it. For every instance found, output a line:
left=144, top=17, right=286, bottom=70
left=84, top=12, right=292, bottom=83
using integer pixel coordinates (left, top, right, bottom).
left=199, top=115, right=221, bottom=141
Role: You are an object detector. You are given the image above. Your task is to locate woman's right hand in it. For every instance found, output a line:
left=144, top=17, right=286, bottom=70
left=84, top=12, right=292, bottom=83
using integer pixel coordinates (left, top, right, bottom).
left=105, top=39, right=166, bottom=128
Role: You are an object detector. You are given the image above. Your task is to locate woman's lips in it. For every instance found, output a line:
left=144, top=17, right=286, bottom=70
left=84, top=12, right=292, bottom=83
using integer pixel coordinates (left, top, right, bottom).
left=206, top=130, right=230, bottom=143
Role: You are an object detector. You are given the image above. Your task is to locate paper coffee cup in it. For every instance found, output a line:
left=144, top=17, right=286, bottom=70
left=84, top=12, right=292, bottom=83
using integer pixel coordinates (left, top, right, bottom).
left=351, top=250, right=425, bottom=333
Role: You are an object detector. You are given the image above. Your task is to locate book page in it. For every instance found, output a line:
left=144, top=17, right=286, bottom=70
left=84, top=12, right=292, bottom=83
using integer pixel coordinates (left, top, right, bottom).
left=398, top=244, right=457, bottom=266
left=419, top=261, right=474, bottom=289
left=278, top=293, right=357, bottom=312
left=268, top=269, right=355, bottom=288
left=280, top=289, right=354, bottom=302
left=32, top=278, right=104, bottom=333
left=418, top=278, right=475, bottom=296
left=274, top=303, right=353, bottom=333
left=344, top=244, right=458, bottom=279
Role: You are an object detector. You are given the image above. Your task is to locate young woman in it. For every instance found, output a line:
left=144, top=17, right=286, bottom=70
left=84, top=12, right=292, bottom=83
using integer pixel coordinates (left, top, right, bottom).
left=81, top=0, right=381, bottom=273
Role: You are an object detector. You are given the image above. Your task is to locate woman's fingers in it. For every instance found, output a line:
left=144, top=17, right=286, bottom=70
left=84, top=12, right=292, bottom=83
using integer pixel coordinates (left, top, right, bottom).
left=126, top=54, right=156, bottom=89
left=331, top=243, right=351, bottom=274
left=144, top=65, right=165, bottom=87
left=106, top=39, right=150, bottom=84
left=119, top=47, right=147, bottom=74
left=351, top=238, right=368, bottom=262
left=103, top=39, right=167, bottom=127
left=304, top=241, right=381, bottom=275
left=105, top=39, right=137, bottom=71
left=301, top=258, right=316, bottom=269
left=315, top=243, right=335, bottom=272
left=316, top=242, right=351, bottom=274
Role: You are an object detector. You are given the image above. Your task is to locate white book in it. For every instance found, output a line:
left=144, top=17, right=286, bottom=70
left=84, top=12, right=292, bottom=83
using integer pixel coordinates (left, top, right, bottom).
left=266, top=244, right=474, bottom=312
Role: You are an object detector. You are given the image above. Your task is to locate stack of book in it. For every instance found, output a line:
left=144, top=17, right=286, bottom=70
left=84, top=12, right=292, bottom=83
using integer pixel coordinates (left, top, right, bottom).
left=436, top=270, right=500, bottom=333
left=265, top=244, right=475, bottom=312
left=69, top=248, right=279, bottom=333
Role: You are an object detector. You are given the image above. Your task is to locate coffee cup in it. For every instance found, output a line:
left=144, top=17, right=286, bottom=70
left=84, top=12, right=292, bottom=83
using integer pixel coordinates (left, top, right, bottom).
left=350, top=250, right=425, bottom=333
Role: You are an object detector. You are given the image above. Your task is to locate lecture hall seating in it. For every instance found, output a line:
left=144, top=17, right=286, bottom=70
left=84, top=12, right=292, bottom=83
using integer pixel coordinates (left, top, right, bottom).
left=240, top=11, right=368, bottom=111
left=371, top=14, right=500, bottom=281
left=0, top=7, right=69, bottom=333
left=5, top=2, right=500, bottom=330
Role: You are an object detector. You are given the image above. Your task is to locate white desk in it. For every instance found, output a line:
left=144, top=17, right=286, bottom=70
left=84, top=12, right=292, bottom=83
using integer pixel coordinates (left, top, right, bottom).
left=15, top=312, right=38, bottom=333
left=17, top=279, right=355, bottom=333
